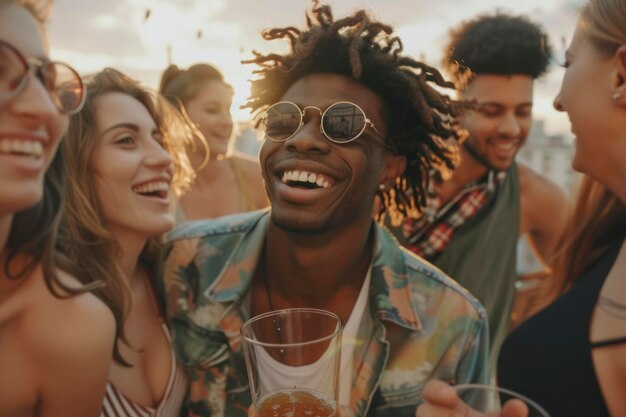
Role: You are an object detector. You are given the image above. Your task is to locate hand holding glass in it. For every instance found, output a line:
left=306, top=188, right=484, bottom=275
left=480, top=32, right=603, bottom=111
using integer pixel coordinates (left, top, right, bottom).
left=417, top=382, right=549, bottom=417
left=453, top=384, right=549, bottom=417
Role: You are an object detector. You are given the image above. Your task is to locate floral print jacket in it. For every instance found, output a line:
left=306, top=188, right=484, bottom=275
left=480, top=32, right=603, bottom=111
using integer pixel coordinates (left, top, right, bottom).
left=159, top=210, right=489, bottom=417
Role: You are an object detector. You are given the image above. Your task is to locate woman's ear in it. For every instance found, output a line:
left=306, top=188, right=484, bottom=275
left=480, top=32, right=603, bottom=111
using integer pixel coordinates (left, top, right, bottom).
left=611, top=45, right=626, bottom=107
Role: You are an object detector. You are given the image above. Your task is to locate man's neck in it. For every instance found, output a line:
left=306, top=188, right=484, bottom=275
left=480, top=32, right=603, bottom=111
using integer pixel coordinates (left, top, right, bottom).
left=437, top=147, right=490, bottom=204
left=263, top=219, right=374, bottom=311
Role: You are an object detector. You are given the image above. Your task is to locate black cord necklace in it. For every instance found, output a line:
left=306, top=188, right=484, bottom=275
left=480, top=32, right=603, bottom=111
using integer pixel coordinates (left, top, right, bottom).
left=260, top=255, right=285, bottom=354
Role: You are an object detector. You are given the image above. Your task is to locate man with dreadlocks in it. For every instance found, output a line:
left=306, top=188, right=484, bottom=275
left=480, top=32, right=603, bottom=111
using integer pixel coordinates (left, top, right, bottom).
left=160, top=3, right=488, bottom=417
left=390, top=13, right=569, bottom=372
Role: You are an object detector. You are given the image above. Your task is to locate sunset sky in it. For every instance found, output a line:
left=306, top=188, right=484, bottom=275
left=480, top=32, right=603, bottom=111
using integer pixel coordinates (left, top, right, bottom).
left=47, top=0, right=584, bottom=134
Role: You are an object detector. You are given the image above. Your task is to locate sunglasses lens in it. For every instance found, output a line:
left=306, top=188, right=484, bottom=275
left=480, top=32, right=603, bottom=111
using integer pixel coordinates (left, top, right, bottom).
left=264, top=102, right=302, bottom=141
left=0, top=42, right=28, bottom=99
left=322, top=102, right=366, bottom=143
left=45, top=62, right=85, bottom=114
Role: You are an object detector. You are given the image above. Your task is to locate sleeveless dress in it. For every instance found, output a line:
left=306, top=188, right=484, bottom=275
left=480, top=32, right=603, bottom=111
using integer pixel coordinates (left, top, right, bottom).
left=498, top=234, right=626, bottom=417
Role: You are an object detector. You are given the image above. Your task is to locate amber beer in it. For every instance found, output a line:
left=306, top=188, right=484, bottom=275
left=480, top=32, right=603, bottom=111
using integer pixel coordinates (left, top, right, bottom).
left=257, top=388, right=337, bottom=417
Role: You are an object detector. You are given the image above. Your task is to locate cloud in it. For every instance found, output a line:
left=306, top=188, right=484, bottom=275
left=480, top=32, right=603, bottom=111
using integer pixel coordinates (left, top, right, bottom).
left=46, top=0, right=587, bottom=131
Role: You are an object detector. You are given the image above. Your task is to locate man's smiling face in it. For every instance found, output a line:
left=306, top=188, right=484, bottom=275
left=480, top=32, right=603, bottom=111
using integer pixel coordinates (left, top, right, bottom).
left=259, top=73, right=392, bottom=234
left=461, top=74, right=534, bottom=171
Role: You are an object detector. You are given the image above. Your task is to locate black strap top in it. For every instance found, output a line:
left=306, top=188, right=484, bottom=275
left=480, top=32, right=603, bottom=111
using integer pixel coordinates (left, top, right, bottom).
left=498, top=236, right=626, bottom=417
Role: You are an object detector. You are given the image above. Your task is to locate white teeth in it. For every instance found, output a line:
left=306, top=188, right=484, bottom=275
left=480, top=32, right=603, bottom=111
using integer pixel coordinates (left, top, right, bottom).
left=132, top=181, right=170, bottom=195
left=281, top=170, right=332, bottom=189
left=0, top=140, right=44, bottom=157
left=493, top=140, right=518, bottom=151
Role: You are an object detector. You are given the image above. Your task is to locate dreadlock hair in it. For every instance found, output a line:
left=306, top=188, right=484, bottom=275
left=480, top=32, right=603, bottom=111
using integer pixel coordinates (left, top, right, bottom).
left=242, top=1, right=467, bottom=226
left=443, top=13, right=552, bottom=90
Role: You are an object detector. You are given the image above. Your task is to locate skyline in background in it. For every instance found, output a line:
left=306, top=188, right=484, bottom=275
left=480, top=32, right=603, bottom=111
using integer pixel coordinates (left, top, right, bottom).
left=48, top=0, right=584, bottom=135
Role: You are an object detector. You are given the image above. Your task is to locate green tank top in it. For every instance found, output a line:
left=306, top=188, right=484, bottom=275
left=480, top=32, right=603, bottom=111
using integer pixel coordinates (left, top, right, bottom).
left=433, top=163, right=519, bottom=372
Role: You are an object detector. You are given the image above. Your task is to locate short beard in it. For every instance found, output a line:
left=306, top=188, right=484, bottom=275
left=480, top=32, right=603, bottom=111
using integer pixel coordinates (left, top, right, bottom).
left=464, top=141, right=498, bottom=171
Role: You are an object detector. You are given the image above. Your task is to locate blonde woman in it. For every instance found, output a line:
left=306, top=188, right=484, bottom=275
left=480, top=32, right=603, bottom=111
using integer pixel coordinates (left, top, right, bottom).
left=160, top=63, right=268, bottom=220
left=59, top=68, right=196, bottom=416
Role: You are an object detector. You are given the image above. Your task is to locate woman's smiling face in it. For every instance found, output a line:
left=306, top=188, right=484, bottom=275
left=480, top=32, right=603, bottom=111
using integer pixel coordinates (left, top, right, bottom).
left=90, top=92, right=175, bottom=240
left=0, top=3, right=69, bottom=216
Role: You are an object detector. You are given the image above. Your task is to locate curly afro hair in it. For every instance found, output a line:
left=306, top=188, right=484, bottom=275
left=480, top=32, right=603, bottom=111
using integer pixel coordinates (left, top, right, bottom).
left=243, top=1, right=468, bottom=225
left=443, top=13, right=552, bottom=89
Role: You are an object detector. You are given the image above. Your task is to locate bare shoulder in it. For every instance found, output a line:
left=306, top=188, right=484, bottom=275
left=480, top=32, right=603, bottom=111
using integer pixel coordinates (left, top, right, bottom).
left=233, top=152, right=262, bottom=176
left=233, top=153, right=269, bottom=207
left=15, top=268, right=115, bottom=415
left=0, top=267, right=114, bottom=415
left=22, top=268, right=115, bottom=362
left=517, top=162, right=569, bottom=210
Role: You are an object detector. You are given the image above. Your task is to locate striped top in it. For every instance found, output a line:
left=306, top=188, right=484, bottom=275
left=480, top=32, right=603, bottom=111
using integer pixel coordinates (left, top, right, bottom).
left=101, top=323, right=188, bottom=417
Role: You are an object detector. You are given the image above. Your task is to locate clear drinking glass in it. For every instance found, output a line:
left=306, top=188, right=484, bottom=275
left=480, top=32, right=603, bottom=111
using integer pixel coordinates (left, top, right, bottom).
left=241, top=308, right=342, bottom=417
left=454, top=384, right=550, bottom=417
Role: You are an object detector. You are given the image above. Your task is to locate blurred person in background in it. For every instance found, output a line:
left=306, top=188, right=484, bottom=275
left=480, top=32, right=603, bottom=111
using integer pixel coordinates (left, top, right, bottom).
left=160, top=63, right=268, bottom=220
left=389, top=13, right=569, bottom=370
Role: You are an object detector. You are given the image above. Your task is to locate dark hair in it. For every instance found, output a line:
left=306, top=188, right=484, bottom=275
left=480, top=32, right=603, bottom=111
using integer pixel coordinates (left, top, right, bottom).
left=443, top=13, right=552, bottom=89
left=159, top=63, right=233, bottom=107
left=242, top=1, right=467, bottom=226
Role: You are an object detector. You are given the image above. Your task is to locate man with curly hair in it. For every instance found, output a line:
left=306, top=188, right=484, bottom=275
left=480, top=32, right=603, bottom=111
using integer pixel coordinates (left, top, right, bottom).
left=160, top=3, right=488, bottom=417
left=393, top=13, right=570, bottom=370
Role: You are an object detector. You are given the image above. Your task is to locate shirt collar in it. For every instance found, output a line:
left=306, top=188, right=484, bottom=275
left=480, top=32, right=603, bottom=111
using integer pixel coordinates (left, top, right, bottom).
left=205, top=212, right=422, bottom=331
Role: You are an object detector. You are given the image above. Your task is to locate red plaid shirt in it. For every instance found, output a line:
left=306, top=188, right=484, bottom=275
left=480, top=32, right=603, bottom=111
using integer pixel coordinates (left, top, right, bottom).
left=402, top=170, right=505, bottom=260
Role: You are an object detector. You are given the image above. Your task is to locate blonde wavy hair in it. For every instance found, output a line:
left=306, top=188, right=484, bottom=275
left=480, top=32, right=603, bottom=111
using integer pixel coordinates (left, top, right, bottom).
left=58, top=68, right=197, bottom=364
left=579, top=0, right=626, bottom=55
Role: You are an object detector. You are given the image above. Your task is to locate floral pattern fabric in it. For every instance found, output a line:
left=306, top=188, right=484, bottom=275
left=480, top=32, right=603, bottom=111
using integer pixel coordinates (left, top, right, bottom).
left=159, top=209, right=489, bottom=417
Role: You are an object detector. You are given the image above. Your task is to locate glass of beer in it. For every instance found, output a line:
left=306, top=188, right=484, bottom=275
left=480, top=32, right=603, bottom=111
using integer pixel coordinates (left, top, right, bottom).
left=241, top=308, right=342, bottom=417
